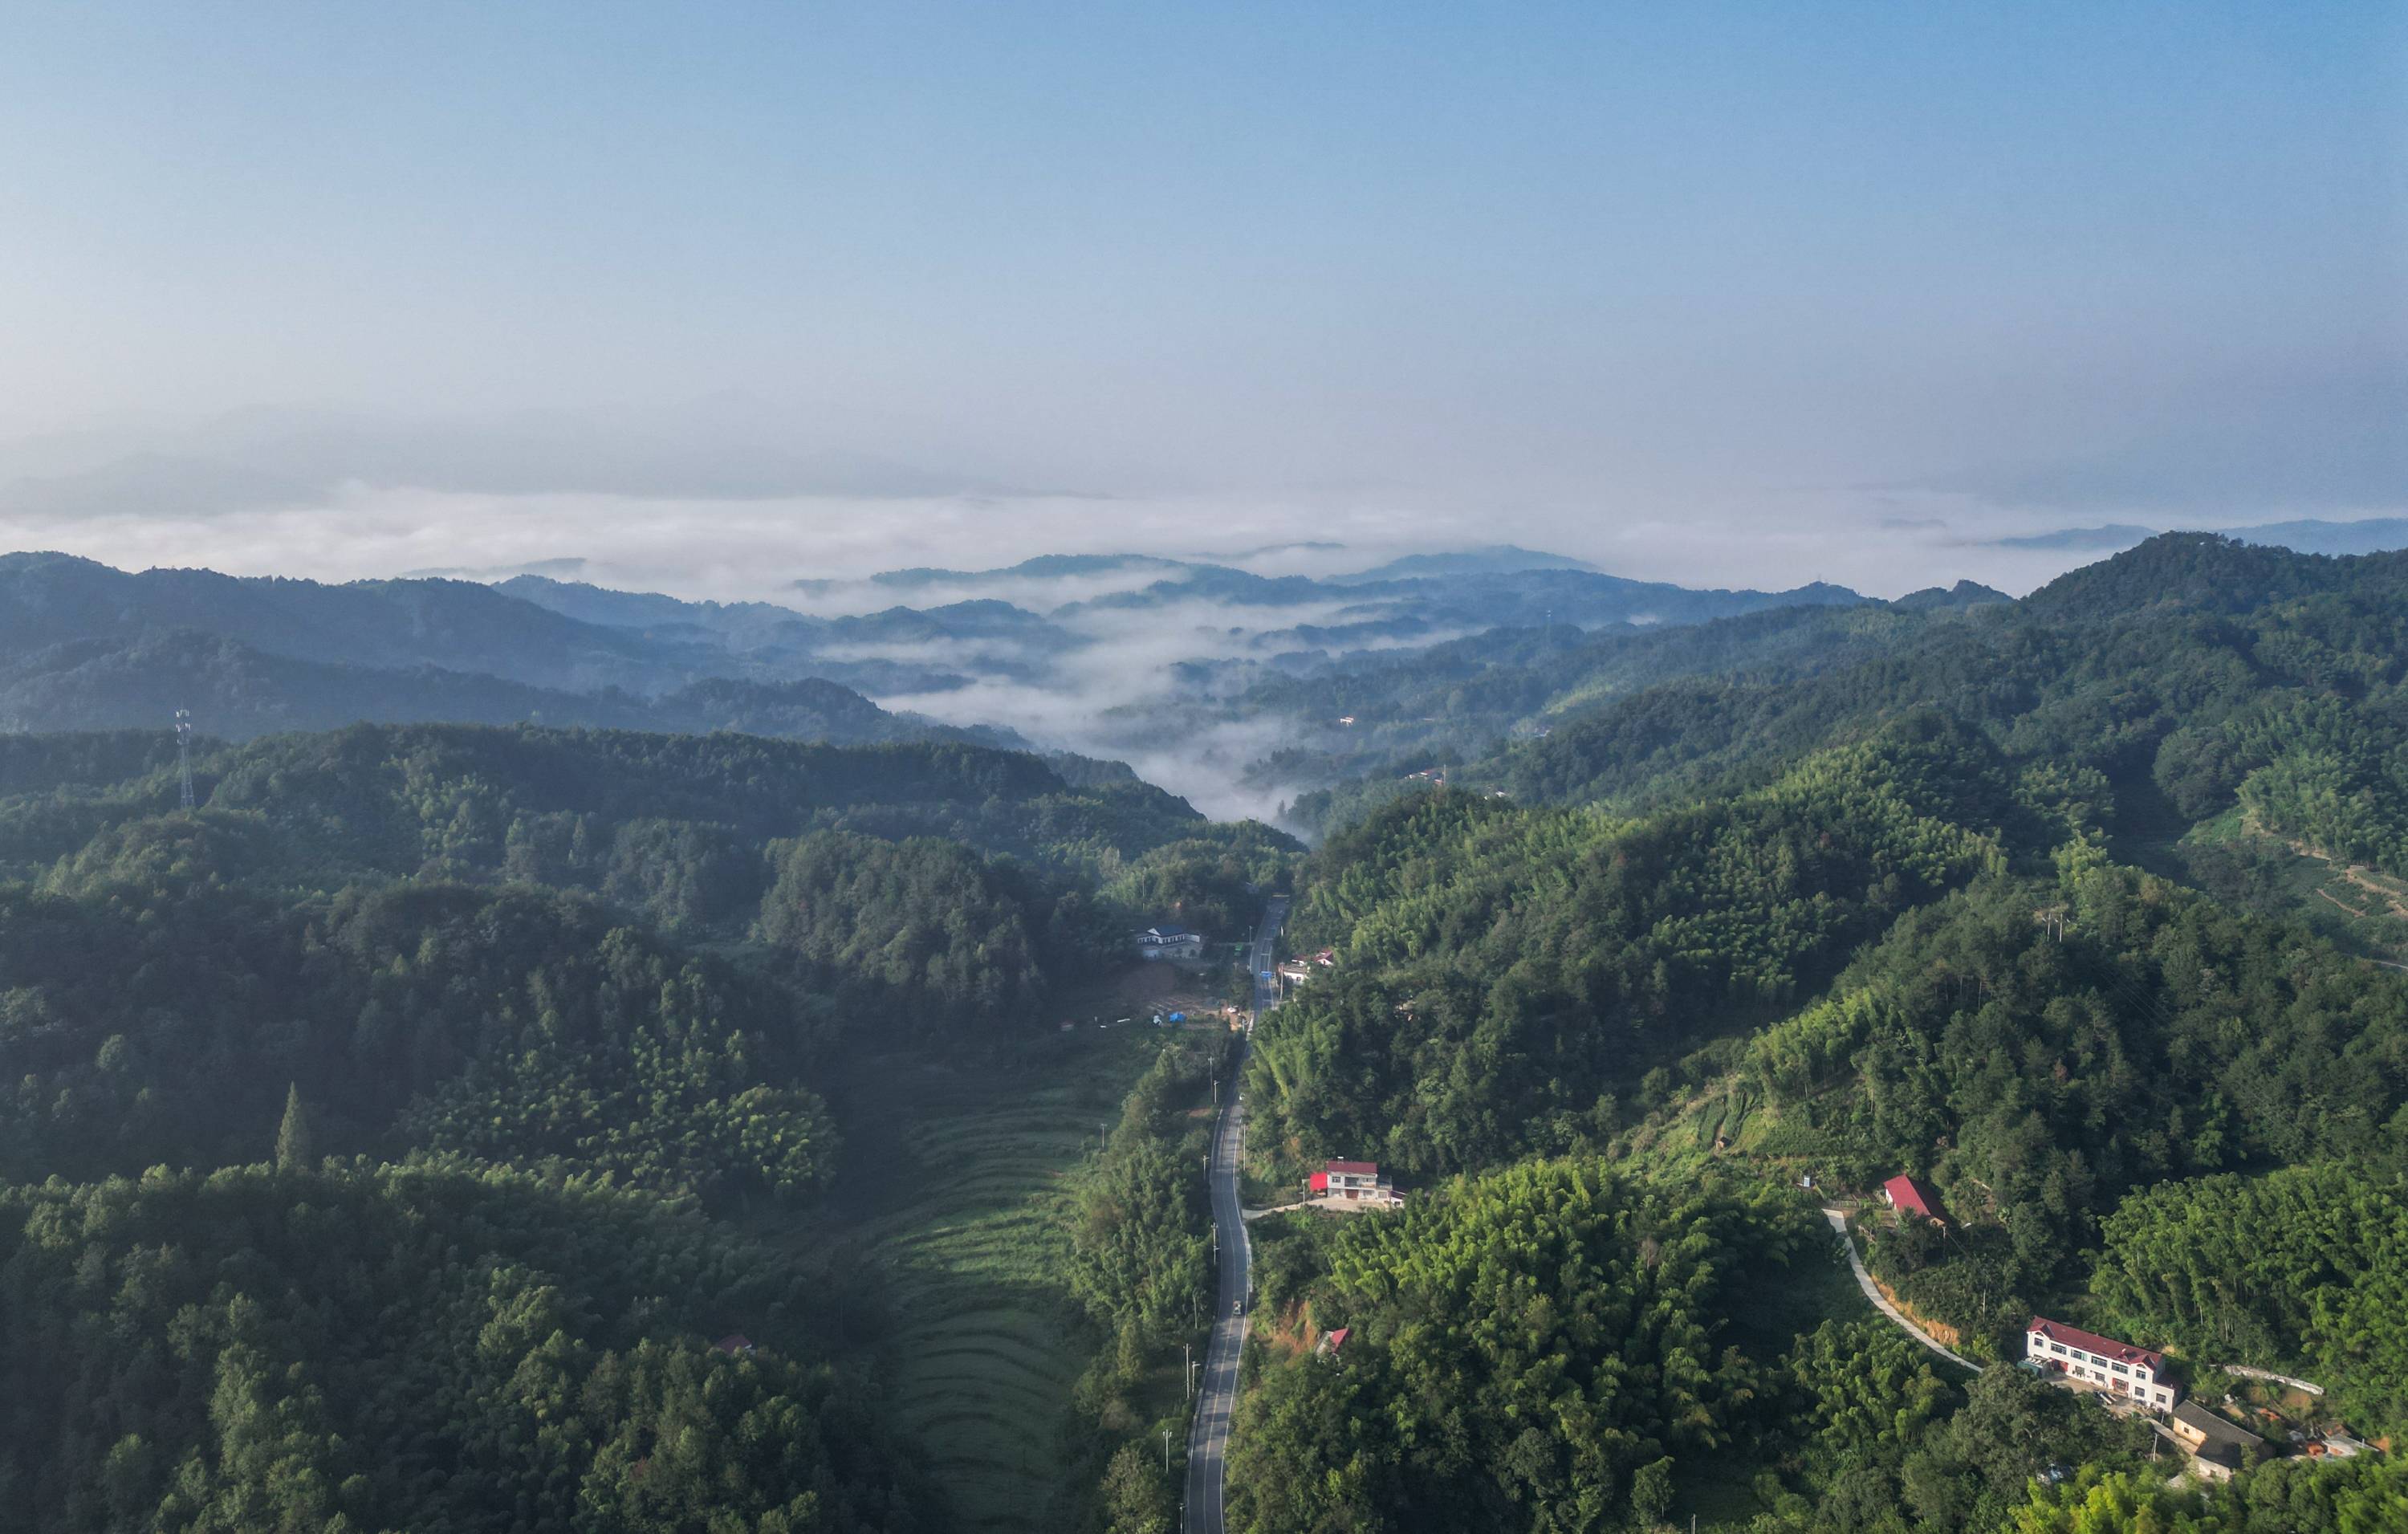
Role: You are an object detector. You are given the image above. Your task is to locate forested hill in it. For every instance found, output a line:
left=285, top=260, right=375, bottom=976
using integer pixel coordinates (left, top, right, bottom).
left=0, top=719, right=1299, bottom=1173
left=0, top=721, right=1246, bottom=890
left=0, top=627, right=1027, bottom=747
left=0, top=551, right=694, bottom=693
left=1233, top=535, right=2408, bottom=1532
left=0, top=715, right=1299, bottom=1528
left=1283, top=537, right=2408, bottom=948
left=0, top=1162, right=939, bottom=1532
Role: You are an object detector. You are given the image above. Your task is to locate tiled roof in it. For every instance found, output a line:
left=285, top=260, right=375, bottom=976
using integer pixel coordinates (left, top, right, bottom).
left=2173, top=1402, right=2262, bottom=1448
left=1883, top=1174, right=1948, bottom=1219
left=2028, top=1316, right=2162, bottom=1372
left=1325, top=1159, right=1378, bottom=1175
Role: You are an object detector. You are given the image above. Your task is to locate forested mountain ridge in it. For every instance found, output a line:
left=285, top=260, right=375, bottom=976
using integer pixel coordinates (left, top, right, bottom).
left=7, top=533, right=2407, bottom=1531
left=0, top=627, right=1025, bottom=747
left=1230, top=535, right=2408, bottom=1532
left=0, top=716, right=1298, bottom=1529
left=1279, top=537, right=2408, bottom=959
left=0, top=551, right=698, bottom=693
left=0, top=724, right=1285, bottom=1199
left=1251, top=717, right=2023, bottom=1175
left=0, top=721, right=1248, bottom=894
left=0, top=879, right=840, bottom=1194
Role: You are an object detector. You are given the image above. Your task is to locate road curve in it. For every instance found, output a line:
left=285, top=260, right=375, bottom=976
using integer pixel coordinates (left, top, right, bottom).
left=1822, top=1207, right=1978, bottom=1372
left=1186, top=896, right=1286, bottom=1534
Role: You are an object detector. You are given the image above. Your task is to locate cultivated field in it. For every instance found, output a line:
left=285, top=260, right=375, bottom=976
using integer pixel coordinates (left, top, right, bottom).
left=811, top=1024, right=1166, bottom=1532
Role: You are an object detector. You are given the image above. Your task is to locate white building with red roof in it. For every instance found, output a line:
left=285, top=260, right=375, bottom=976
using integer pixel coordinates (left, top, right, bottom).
left=1881, top=1174, right=1950, bottom=1224
left=1308, top=1159, right=1401, bottom=1206
left=2026, top=1317, right=2178, bottom=1411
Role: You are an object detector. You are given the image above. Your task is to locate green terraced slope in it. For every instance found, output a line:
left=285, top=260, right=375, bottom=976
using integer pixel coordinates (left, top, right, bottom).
left=816, top=1028, right=1165, bottom=1532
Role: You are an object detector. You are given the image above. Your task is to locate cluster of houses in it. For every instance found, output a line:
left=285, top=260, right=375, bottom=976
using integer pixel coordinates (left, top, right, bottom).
left=2021, top=1317, right=2288, bottom=1474
left=1880, top=1169, right=2325, bottom=1477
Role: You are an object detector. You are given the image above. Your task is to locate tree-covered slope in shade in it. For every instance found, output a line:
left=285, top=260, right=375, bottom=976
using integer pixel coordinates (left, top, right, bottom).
left=0, top=722, right=1286, bottom=901
left=1274, top=537, right=2408, bottom=885
left=0, top=551, right=700, bottom=694
left=0, top=1162, right=934, bottom=1533
left=0, top=629, right=1023, bottom=747
left=0, top=881, right=839, bottom=1197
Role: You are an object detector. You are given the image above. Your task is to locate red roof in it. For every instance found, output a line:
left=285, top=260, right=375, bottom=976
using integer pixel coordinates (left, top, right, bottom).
left=1325, top=1159, right=1378, bottom=1175
left=712, top=1333, right=755, bottom=1355
left=2028, top=1317, right=2162, bottom=1373
left=1882, top=1174, right=1948, bottom=1221
left=1323, top=1327, right=1349, bottom=1350
left=1308, top=1171, right=1329, bottom=1192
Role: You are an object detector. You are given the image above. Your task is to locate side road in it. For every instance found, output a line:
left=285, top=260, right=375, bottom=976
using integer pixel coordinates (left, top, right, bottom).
left=1822, top=1206, right=1979, bottom=1373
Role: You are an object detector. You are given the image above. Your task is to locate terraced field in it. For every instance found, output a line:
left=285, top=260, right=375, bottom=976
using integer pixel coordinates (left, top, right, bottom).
left=812, top=1027, right=1165, bottom=1532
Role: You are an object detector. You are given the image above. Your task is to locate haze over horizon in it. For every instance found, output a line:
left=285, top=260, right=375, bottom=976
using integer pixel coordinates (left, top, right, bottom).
left=2, top=5, right=2400, bottom=599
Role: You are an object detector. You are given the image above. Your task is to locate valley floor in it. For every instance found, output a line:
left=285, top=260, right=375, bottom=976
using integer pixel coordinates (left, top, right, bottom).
left=795, top=1024, right=1166, bottom=1532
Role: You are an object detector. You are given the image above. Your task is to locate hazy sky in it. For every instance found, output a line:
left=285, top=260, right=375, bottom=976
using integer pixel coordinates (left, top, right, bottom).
left=1, top=3, right=2401, bottom=592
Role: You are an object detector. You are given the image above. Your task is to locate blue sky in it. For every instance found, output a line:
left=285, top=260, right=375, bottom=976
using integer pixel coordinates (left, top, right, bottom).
left=0, top=3, right=2400, bottom=589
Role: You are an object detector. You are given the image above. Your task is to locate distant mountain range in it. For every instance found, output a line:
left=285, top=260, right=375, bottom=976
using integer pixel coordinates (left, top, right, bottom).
left=1994, top=515, right=2408, bottom=558
left=0, top=547, right=1886, bottom=783
left=26, top=536, right=2379, bottom=824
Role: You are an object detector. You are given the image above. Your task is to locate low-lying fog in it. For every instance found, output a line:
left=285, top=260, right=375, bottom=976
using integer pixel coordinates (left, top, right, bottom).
left=8, top=466, right=2403, bottom=825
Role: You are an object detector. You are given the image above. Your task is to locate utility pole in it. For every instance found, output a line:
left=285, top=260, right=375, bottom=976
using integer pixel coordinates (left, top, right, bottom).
left=175, top=709, right=195, bottom=810
left=1184, top=1341, right=1193, bottom=1398
left=1163, top=1425, right=1172, bottom=1473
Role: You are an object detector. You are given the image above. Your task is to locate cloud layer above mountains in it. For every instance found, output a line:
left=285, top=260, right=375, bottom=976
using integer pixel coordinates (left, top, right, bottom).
left=10, top=406, right=2402, bottom=608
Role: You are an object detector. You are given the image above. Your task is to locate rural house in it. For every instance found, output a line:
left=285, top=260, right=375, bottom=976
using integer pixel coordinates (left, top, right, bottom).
left=1881, top=1174, right=1950, bottom=1225
left=1309, top=1160, right=1401, bottom=1205
left=1134, top=926, right=1205, bottom=961
left=2025, top=1318, right=2178, bottom=1411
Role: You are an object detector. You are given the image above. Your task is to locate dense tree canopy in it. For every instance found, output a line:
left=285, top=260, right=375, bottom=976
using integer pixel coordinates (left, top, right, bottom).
left=0, top=1162, right=933, bottom=1533
left=1227, top=1162, right=1824, bottom=1532
left=1251, top=718, right=2012, bottom=1175
left=2092, top=1162, right=2408, bottom=1436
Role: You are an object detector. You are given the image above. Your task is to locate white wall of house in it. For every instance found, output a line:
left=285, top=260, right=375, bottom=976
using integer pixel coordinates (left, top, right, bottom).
left=2027, top=1330, right=2176, bottom=1410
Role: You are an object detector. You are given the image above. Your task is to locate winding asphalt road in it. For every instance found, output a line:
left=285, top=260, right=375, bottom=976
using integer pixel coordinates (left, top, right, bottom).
left=1822, top=1207, right=1977, bottom=1372
left=1186, top=896, right=1286, bottom=1534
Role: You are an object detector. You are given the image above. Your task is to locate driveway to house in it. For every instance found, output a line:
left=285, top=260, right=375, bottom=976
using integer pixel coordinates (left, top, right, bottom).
left=1822, top=1207, right=1979, bottom=1373
left=1186, top=896, right=1284, bottom=1534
